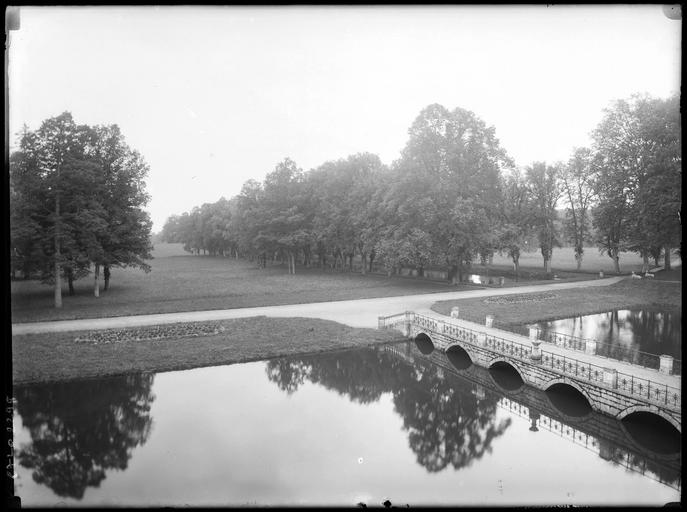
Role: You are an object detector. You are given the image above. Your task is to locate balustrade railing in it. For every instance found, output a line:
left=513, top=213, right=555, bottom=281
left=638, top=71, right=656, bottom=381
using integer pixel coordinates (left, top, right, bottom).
left=379, top=311, right=682, bottom=410
left=616, top=371, right=681, bottom=409
left=535, top=328, right=681, bottom=376
left=540, top=350, right=606, bottom=385
left=450, top=314, right=681, bottom=377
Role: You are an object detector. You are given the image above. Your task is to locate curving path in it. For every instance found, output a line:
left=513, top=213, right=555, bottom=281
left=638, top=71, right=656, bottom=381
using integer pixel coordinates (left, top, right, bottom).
left=12, top=276, right=627, bottom=335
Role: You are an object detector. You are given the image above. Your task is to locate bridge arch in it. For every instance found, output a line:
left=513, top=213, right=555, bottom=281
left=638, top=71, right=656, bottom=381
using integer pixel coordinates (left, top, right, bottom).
left=488, top=357, right=526, bottom=392
left=414, top=332, right=435, bottom=355
left=445, top=344, right=473, bottom=371
left=542, top=377, right=594, bottom=405
left=542, top=378, right=594, bottom=418
left=487, top=357, right=527, bottom=381
left=616, top=404, right=681, bottom=433
left=445, top=340, right=479, bottom=363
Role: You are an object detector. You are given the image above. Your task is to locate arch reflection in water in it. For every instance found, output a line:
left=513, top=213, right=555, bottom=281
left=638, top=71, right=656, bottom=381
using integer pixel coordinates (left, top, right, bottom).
left=488, top=362, right=524, bottom=391
left=545, top=383, right=592, bottom=418
left=414, top=333, right=435, bottom=355
left=445, top=346, right=472, bottom=371
left=266, top=344, right=510, bottom=474
left=621, top=412, right=681, bottom=455
left=14, top=373, right=155, bottom=500
left=401, top=342, right=681, bottom=492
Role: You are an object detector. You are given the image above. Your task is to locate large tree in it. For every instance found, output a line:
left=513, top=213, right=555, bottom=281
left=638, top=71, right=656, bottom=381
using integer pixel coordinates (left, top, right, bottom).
left=387, top=103, right=511, bottom=283
left=9, top=113, right=153, bottom=305
left=561, top=147, right=595, bottom=270
left=590, top=94, right=680, bottom=273
left=497, top=168, right=534, bottom=280
left=526, top=161, right=562, bottom=274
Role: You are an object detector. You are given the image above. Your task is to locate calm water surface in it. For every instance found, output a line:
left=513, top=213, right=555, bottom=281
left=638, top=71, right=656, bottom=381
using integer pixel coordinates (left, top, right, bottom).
left=12, top=341, right=681, bottom=507
left=535, top=309, right=682, bottom=359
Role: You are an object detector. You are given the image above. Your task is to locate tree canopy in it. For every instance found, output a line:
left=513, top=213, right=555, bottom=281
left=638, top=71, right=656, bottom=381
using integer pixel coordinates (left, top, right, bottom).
left=157, top=95, right=681, bottom=278
left=9, top=112, right=153, bottom=306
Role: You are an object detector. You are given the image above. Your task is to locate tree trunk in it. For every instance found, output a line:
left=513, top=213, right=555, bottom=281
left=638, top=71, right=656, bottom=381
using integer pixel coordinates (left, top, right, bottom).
left=612, top=252, right=620, bottom=274
left=664, top=245, right=671, bottom=270
left=369, top=250, right=375, bottom=273
left=94, top=263, right=100, bottom=298
left=67, top=267, right=75, bottom=296
left=642, top=253, right=649, bottom=273
left=104, top=265, right=111, bottom=291
left=575, top=246, right=583, bottom=270
left=544, top=257, right=551, bottom=275
left=54, top=191, right=62, bottom=308
left=513, top=256, right=520, bottom=282
left=361, top=253, right=367, bottom=275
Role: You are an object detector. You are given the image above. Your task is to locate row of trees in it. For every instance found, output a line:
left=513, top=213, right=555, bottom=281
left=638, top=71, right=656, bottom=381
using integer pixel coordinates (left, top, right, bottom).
left=162, top=94, right=681, bottom=279
left=10, top=112, right=153, bottom=307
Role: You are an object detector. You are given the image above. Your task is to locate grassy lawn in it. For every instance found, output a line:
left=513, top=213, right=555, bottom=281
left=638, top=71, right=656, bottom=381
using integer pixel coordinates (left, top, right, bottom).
left=487, top=246, right=681, bottom=274
left=431, top=278, right=682, bottom=329
left=11, top=243, right=460, bottom=323
left=12, top=316, right=404, bottom=384
left=11, top=243, right=681, bottom=324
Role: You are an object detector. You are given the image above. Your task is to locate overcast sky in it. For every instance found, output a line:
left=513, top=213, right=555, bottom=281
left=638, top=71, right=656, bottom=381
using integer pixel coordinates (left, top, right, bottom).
left=8, top=5, right=681, bottom=232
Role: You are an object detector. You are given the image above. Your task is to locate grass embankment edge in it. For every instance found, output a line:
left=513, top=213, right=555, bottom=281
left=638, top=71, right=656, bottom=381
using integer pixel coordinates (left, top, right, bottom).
left=12, top=316, right=405, bottom=385
left=430, top=278, right=682, bottom=327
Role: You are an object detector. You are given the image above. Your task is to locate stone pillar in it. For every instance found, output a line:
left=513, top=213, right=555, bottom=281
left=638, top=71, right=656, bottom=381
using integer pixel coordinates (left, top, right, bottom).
left=659, top=355, right=674, bottom=375
left=585, top=340, right=597, bottom=355
left=477, top=333, right=487, bottom=347
left=530, top=340, right=542, bottom=361
left=450, top=306, right=460, bottom=319
left=599, top=271, right=604, bottom=278
left=485, top=315, right=494, bottom=328
left=403, top=321, right=411, bottom=337
left=602, top=368, right=618, bottom=388
left=499, top=277, right=505, bottom=287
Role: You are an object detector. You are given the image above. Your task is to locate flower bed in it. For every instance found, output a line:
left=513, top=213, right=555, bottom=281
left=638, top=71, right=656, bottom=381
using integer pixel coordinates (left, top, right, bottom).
left=483, top=292, right=559, bottom=305
left=74, top=321, right=226, bottom=344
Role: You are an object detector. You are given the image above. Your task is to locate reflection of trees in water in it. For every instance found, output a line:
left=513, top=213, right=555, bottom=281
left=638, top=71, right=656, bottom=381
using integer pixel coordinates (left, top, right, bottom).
left=624, top=310, right=681, bottom=358
left=539, top=309, right=682, bottom=363
left=392, top=362, right=510, bottom=472
left=15, top=374, right=155, bottom=500
left=266, top=346, right=510, bottom=473
left=599, top=439, right=682, bottom=489
left=266, top=349, right=410, bottom=404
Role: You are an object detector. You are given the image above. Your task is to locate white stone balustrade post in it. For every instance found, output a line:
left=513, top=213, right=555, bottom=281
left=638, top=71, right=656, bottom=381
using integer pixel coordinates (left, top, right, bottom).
left=478, top=333, right=487, bottom=347
left=378, top=316, right=385, bottom=329
left=659, top=355, right=674, bottom=375
left=450, top=306, right=460, bottom=318
left=602, top=368, right=618, bottom=388
left=530, top=340, right=542, bottom=361
left=485, top=315, right=494, bottom=328
left=585, top=340, right=597, bottom=355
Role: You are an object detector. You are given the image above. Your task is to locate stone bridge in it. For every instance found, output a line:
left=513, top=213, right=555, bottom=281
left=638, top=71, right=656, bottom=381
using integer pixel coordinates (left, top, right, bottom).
left=383, top=341, right=681, bottom=491
left=379, top=311, right=681, bottom=432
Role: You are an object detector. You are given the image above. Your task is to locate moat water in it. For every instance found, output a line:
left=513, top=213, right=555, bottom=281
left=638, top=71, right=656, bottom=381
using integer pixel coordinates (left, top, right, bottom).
left=12, top=341, right=681, bottom=507
left=534, top=309, right=682, bottom=359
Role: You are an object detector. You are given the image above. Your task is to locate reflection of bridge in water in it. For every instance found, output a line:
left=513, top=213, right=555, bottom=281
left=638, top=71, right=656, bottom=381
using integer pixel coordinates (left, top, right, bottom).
left=384, top=341, right=681, bottom=492
left=379, top=311, right=681, bottom=432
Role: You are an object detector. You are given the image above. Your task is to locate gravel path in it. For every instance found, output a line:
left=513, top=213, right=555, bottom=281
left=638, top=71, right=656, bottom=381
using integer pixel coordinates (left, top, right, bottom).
left=12, top=276, right=625, bottom=335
